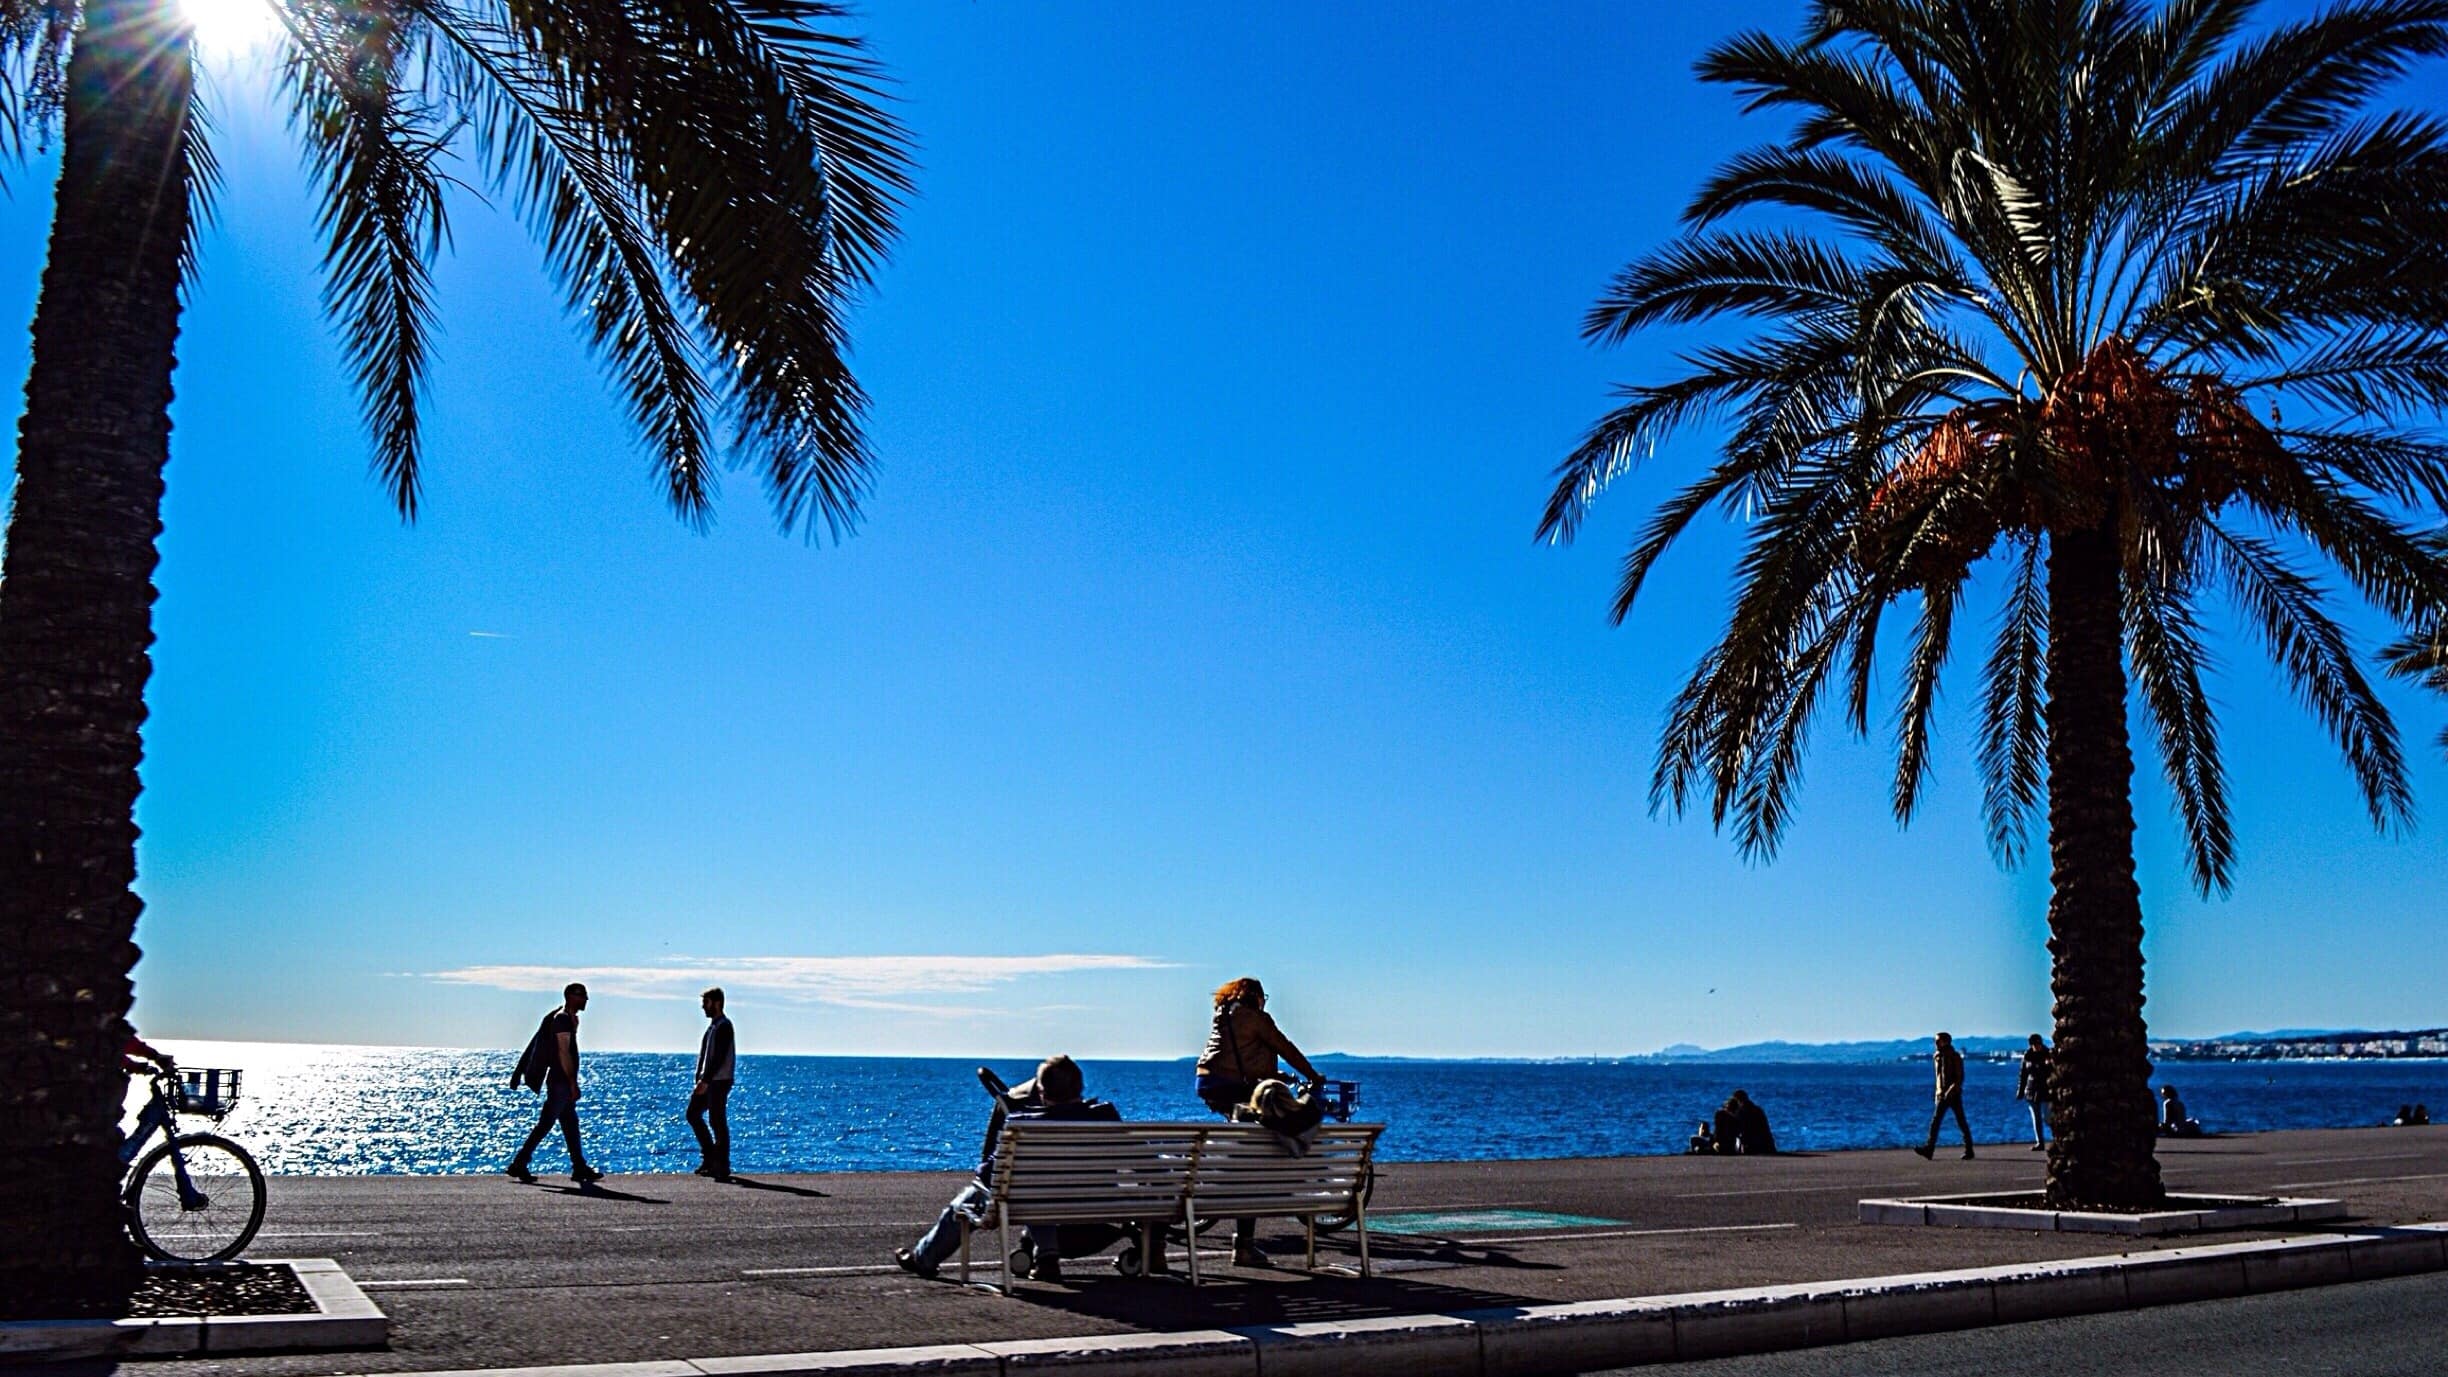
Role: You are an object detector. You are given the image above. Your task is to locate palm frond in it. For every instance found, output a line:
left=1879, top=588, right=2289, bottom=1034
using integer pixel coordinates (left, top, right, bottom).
left=2209, top=527, right=2413, bottom=830
left=1890, top=575, right=1960, bottom=822
left=1976, top=537, right=2049, bottom=864
left=285, top=0, right=448, bottom=518
left=2123, top=571, right=2234, bottom=895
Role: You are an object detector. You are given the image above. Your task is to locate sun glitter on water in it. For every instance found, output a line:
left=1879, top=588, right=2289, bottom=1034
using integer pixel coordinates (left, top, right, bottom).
left=178, top=0, right=283, bottom=59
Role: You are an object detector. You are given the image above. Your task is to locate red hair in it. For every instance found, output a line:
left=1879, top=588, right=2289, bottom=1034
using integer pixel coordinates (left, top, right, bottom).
left=1213, top=977, right=1264, bottom=1009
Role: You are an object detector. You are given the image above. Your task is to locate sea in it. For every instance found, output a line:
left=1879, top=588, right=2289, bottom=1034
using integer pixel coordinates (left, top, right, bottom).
left=152, top=1040, right=2448, bottom=1177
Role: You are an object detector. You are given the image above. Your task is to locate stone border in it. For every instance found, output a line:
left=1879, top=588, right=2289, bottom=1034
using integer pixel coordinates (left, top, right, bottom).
left=0, top=1258, right=387, bottom=1362
left=1859, top=1191, right=2349, bottom=1235
left=339, top=1224, right=2448, bottom=1377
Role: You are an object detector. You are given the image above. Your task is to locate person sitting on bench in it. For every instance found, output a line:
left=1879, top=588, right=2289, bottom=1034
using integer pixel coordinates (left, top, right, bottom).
left=895, top=1056, right=1152, bottom=1282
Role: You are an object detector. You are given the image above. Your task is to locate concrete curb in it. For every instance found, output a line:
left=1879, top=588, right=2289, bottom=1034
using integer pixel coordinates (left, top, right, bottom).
left=339, top=1224, right=2448, bottom=1377
left=1860, top=1191, right=2350, bottom=1235
left=0, top=1258, right=387, bottom=1362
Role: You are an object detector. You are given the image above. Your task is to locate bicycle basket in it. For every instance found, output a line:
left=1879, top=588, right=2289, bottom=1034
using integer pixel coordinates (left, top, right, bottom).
left=175, top=1068, right=242, bottom=1118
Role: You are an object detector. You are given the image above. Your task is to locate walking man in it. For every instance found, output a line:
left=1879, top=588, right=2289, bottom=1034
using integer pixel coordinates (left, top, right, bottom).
left=689, top=987, right=736, bottom=1180
left=508, top=982, right=602, bottom=1184
left=2017, top=1033, right=2053, bottom=1150
left=1914, top=1030, right=1974, bottom=1160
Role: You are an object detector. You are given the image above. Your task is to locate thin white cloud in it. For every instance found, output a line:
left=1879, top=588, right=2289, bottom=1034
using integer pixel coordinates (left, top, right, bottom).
left=467, top=630, right=511, bottom=639
left=426, top=954, right=1176, bottom=1012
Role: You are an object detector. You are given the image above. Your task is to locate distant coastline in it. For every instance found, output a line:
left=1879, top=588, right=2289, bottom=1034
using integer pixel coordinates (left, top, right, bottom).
left=1316, top=1028, right=2448, bottom=1066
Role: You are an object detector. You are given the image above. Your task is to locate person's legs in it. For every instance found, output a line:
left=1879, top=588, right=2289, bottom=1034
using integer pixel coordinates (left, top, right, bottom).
left=1923, top=1099, right=1947, bottom=1152
left=510, top=1100, right=559, bottom=1170
left=708, top=1082, right=731, bottom=1175
left=687, top=1087, right=718, bottom=1169
left=1949, top=1094, right=1973, bottom=1154
left=2028, top=1099, right=2047, bottom=1146
left=553, top=1091, right=592, bottom=1174
left=909, top=1182, right=990, bottom=1273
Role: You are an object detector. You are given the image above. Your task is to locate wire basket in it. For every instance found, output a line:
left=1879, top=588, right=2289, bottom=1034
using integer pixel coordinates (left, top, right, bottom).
left=175, top=1067, right=243, bottom=1119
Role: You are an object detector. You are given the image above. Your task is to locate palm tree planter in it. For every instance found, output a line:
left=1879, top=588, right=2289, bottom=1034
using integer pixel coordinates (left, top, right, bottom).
left=1, top=0, right=909, bottom=1317
left=1545, top=0, right=2448, bottom=1212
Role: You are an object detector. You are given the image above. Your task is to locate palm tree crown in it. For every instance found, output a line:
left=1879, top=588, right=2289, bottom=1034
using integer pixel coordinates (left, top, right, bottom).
left=1548, top=0, right=2448, bottom=887
left=3, top=0, right=913, bottom=530
left=1545, top=0, right=2448, bottom=1209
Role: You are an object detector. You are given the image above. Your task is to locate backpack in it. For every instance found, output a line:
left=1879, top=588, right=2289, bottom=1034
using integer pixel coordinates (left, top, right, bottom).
left=509, top=1010, right=559, bottom=1092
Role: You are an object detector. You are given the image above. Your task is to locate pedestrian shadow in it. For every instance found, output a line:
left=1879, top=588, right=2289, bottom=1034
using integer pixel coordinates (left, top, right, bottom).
left=727, top=1176, right=828, bottom=1199
left=539, top=1181, right=669, bottom=1204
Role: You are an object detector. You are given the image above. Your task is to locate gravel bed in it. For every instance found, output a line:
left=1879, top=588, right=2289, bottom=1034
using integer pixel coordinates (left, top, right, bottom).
left=128, top=1263, right=316, bottom=1317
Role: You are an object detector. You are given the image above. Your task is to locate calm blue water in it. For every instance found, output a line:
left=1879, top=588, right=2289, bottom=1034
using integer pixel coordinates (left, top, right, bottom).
left=155, top=1041, right=2448, bottom=1177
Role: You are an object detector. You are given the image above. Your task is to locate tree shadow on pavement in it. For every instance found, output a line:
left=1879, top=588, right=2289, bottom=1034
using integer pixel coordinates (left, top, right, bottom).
left=1005, top=1269, right=1545, bottom=1330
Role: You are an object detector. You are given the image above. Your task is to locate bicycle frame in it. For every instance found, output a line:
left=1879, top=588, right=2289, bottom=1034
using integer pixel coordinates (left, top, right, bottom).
left=122, top=1074, right=208, bottom=1209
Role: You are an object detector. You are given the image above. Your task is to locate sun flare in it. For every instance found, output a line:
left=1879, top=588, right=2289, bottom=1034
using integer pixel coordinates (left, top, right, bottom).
left=178, top=0, right=283, bottom=59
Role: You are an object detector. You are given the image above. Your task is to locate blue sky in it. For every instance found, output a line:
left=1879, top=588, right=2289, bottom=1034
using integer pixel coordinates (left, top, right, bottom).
left=4, top=1, right=2444, bottom=1059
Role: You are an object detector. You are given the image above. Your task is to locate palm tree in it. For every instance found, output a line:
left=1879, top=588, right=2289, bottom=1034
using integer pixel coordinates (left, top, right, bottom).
left=0, top=0, right=909, bottom=1315
left=1544, top=0, right=2448, bottom=1211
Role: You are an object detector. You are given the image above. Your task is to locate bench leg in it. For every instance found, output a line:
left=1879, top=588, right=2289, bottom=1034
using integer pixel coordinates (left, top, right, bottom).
left=1304, top=1217, right=1316, bottom=1271
left=1357, top=1198, right=1370, bottom=1279
left=1000, top=1216, right=1013, bottom=1296
left=1184, top=1209, right=1200, bottom=1289
left=958, top=1222, right=970, bottom=1286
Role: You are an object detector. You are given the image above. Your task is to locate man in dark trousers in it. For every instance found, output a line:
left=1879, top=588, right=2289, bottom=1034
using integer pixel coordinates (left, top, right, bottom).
left=689, top=987, right=736, bottom=1180
left=1914, top=1030, right=1974, bottom=1160
left=508, top=982, right=602, bottom=1184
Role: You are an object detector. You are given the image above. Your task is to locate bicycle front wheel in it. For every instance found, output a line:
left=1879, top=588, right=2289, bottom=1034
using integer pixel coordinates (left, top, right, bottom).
left=126, top=1134, right=267, bottom=1263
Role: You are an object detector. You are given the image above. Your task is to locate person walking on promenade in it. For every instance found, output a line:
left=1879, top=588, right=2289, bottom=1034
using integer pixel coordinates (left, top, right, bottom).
left=507, top=982, right=602, bottom=1185
left=689, top=987, right=736, bottom=1180
left=2017, top=1033, right=2053, bottom=1150
left=1913, top=1030, right=1974, bottom=1160
left=1194, top=976, right=1323, bottom=1267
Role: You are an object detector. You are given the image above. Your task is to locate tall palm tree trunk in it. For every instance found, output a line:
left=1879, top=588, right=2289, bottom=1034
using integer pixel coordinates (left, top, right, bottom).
left=2040, top=519, right=2165, bottom=1211
left=0, top=0, right=196, bottom=1319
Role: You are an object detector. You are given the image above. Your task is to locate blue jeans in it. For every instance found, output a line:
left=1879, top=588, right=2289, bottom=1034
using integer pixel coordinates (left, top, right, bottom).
left=121, top=1093, right=171, bottom=1165
left=512, top=1084, right=588, bottom=1171
left=912, top=1181, right=995, bottom=1270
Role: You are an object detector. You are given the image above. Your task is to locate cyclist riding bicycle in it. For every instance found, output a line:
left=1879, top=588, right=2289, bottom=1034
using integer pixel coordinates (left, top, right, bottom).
left=122, top=1033, right=178, bottom=1140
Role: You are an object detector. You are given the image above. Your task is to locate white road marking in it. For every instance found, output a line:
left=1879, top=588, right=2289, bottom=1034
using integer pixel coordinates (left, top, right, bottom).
left=2266, top=1153, right=2429, bottom=1169
left=2264, top=1172, right=2448, bottom=1190
left=1678, top=1180, right=1927, bottom=1199
left=253, top=1230, right=382, bottom=1238
left=359, top=1279, right=470, bottom=1289
left=743, top=1264, right=905, bottom=1277
left=1465, top=1222, right=1801, bottom=1246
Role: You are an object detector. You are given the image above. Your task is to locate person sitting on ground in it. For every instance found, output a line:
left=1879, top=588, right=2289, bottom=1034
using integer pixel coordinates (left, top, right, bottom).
left=895, top=1056, right=1152, bottom=1283
left=1687, top=1120, right=1715, bottom=1155
left=2158, top=1084, right=2204, bottom=1138
left=1730, top=1089, right=1778, bottom=1154
left=2418, top=1105, right=2434, bottom=1127
left=1712, top=1095, right=1744, bottom=1154
left=2395, top=1103, right=2418, bottom=1127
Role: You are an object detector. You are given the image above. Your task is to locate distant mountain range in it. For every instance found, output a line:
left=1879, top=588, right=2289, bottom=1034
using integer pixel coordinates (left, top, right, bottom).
left=1633, top=1029, right=2448, bottom=1064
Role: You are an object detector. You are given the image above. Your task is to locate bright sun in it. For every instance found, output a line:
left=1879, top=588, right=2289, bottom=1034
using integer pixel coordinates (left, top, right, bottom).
left=178, top=0, right=282, bottom=59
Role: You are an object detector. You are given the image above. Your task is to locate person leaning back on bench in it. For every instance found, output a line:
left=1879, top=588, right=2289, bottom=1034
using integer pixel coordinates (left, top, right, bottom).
left=895, top=1055, right=1160, bottom=1283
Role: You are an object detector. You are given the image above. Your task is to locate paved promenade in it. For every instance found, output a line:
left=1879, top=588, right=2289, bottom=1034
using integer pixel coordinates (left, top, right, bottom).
left=63, top=1125, right=2448, bottom=1374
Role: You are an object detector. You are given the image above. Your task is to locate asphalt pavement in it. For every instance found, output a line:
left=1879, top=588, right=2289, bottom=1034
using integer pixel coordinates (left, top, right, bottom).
left=1619, top=1269, right=2448, bottom=1376
left=31, top=1124, right=2448, bottom=1375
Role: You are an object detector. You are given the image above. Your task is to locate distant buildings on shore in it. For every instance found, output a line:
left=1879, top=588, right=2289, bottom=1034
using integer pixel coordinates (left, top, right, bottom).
left=2150, top=1029, right=2448, bottom=1062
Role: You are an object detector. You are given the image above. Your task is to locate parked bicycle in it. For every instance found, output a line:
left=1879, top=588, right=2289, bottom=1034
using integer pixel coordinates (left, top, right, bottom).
left=121, top=1066, right=266, bottom=1263
left=1303, top=1078, right=1373, bottom=1233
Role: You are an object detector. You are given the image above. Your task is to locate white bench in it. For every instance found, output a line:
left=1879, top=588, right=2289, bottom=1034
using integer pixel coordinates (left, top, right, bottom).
left=957, top=1120, right=1382, bottom=1292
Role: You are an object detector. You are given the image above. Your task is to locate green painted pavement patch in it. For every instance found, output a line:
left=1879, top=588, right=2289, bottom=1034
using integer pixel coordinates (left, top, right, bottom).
left=1368, top=1208, right=1625, bottom=1235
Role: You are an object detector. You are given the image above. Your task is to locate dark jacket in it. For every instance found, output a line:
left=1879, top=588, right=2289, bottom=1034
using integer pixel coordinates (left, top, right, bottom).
left=697, top=1016, right=736, bottom=1084
left=977, top=1097, right=1121, bottom=1179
